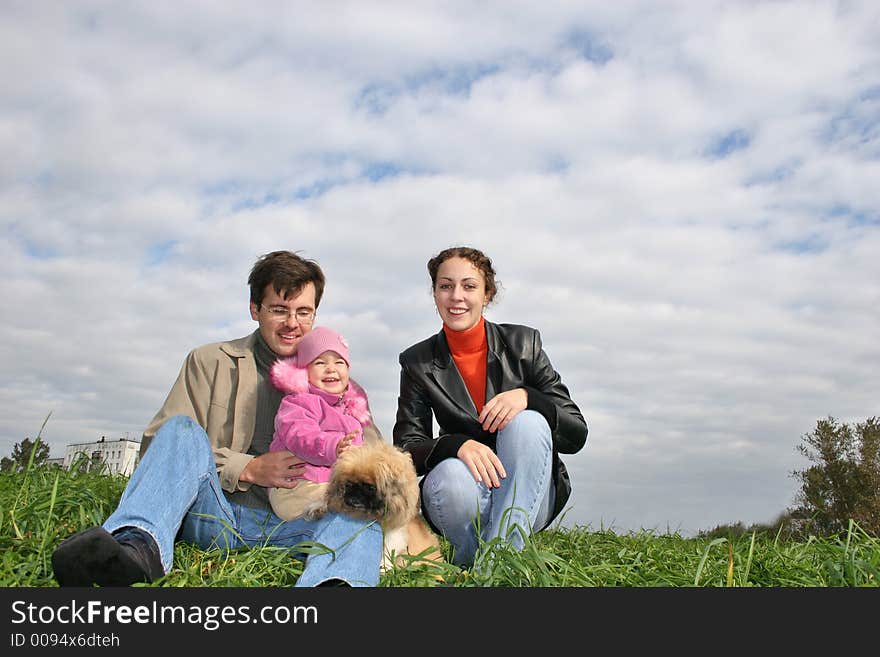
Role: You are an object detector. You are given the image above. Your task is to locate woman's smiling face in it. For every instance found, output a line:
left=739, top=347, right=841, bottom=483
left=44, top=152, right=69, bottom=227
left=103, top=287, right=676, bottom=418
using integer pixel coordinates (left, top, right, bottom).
left=432, top=256, right=489, bottom=332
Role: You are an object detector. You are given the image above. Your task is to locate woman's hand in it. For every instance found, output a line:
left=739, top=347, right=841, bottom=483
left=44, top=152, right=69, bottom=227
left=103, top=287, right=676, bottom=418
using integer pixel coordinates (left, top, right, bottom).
left=457, top=439, right=506, bottom=488
left=479, top=388, right=528, bottom=433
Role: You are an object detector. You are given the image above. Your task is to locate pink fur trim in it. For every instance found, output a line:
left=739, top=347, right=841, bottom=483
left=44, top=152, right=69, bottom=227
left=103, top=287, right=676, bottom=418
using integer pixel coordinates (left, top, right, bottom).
left=342, top=390, right=372, bottom=426
left=271, top=358, right=372, bottom=426
left=269, top=358, right=309, bottom=394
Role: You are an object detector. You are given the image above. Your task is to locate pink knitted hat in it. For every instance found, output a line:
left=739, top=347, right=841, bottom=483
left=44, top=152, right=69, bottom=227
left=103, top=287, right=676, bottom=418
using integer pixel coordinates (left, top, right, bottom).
left=295, top=326, right=350, bottom=368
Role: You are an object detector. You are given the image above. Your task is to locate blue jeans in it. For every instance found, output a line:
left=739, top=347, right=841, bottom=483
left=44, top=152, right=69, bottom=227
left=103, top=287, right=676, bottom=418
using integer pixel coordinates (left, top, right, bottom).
left=103, top=415, right=382, bottom=587
left=421, top=410, right=555, bottom=566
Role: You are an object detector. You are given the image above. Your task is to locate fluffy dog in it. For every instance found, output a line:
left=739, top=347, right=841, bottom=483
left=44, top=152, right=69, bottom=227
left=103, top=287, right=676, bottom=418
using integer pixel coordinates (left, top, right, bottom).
left=306, top=439, right=443, bottom=572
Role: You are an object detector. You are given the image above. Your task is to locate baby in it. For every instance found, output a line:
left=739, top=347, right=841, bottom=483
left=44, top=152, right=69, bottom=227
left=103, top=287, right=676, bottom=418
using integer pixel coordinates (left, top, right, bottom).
left=268, top=326, right=375, bottom=521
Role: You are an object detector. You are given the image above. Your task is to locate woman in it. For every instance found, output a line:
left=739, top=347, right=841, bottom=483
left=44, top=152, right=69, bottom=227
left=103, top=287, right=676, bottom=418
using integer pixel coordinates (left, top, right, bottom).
left=393, top=246, right=588, bottom=566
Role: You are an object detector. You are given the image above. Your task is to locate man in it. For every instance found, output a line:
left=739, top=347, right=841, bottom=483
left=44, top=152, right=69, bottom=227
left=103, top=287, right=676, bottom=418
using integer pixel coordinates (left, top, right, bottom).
left=51, top=251, right=383, bottom=587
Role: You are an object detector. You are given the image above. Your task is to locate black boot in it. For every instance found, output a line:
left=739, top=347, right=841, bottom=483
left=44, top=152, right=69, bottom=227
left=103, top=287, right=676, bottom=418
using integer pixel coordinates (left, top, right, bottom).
left=51, top=526, right=164, bottom=587
left=316, top=578, right=351, bottom=587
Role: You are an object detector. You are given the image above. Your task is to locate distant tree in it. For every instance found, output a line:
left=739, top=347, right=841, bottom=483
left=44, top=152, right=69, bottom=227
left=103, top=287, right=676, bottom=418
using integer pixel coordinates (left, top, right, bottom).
left=1, top=436, right=51, bottom=473
left=853, top=417, right=880, bottom=531
left=790, top=416, right=880, bottom=537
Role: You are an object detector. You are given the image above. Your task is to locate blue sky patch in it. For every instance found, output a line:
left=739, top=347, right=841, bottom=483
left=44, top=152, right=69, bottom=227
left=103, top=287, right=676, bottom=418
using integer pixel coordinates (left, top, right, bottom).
left=24, top=240, right=58, bottom=260
left=821, top=91, right=879, bottom=152
left=773, top=233, right=827, bottom=254
left=231, top=191, right=281, bottom=211
left=408, top=63, right=501, bottom=96
left=544, top=154, right=570, bottom=174
left=355, top=63, right=502, bottom=116
left=828, top=203, right=879, bottom=227
left=705, top=129, right=750, bottom=159
left=743, top=159, right=801, bottom=186
left=564, top=29, right=613, bottom=65
left=145, top=240, right=178, bottom=266
left=293, top=179, right=341, bottom=200
left=355, top=82, right=398, bottom=116
left=362, top=161, right=401, bottom=182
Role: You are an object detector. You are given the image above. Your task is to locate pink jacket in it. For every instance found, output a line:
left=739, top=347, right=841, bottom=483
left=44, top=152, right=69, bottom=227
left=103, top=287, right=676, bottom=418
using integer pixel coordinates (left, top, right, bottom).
left=269, top=359, right=373, bottom=484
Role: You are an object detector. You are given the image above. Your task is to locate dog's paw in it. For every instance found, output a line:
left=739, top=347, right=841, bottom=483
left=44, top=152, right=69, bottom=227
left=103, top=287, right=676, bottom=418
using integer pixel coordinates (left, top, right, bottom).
left=303, top=501, right=328, bottom=520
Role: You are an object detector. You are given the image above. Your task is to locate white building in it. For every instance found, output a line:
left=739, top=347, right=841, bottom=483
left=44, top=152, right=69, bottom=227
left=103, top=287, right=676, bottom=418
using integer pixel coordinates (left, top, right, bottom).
left=62, top=436, right=141, bottom=477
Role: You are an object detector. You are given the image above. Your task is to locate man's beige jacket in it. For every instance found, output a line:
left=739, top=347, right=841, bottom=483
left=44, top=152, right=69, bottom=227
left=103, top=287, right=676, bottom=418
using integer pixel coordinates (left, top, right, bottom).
left=141, top=333, right=262, bottom=493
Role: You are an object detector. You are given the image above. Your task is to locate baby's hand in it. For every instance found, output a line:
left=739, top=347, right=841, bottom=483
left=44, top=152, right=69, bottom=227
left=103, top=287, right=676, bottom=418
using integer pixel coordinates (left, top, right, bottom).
left=336, top=430, right=360, bottom=457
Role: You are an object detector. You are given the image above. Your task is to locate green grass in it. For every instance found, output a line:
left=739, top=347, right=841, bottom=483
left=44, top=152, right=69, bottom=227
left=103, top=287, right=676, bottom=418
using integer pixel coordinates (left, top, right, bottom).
left=2, top=464, right=878, bottom=587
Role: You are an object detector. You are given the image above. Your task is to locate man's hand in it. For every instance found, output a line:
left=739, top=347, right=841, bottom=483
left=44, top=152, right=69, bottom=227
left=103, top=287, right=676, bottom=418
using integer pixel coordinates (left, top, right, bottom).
left=240, top=451, right=305, bottom=489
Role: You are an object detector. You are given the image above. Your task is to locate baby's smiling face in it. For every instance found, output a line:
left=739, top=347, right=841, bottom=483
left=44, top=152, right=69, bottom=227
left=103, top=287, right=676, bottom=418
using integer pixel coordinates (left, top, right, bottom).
left=307, top=349, right=349, bottom=395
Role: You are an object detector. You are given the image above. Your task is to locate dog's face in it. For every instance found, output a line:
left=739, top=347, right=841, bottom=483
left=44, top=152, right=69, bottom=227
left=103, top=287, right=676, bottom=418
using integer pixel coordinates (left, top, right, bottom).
left=324, top=440, right=420, bottom=530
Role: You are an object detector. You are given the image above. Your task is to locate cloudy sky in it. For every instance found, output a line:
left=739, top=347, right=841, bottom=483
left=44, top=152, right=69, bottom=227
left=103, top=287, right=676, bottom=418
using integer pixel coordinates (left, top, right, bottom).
left=2, top=1, right=878, bottom=537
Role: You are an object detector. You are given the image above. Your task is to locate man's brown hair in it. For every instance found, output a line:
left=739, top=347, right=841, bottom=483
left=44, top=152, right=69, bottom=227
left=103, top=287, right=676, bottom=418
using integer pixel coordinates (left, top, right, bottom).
left=248, top=251, right=326, bottom=307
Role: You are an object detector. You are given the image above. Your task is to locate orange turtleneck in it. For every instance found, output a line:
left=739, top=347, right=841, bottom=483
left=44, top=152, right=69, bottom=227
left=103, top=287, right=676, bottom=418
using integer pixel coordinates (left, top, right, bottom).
left=443, top=314, right=488, bottom=414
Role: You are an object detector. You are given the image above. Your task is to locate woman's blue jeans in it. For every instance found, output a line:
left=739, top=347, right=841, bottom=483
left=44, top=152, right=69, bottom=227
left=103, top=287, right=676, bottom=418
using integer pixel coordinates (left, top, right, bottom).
left=421, top=410, right=555, bottom=566
left=103, top=415, right=382, bottom=586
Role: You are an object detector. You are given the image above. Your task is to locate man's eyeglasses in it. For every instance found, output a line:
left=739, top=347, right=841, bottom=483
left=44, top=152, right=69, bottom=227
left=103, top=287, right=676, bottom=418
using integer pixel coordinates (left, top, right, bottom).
left=260, top=304, right=315, bottom=325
